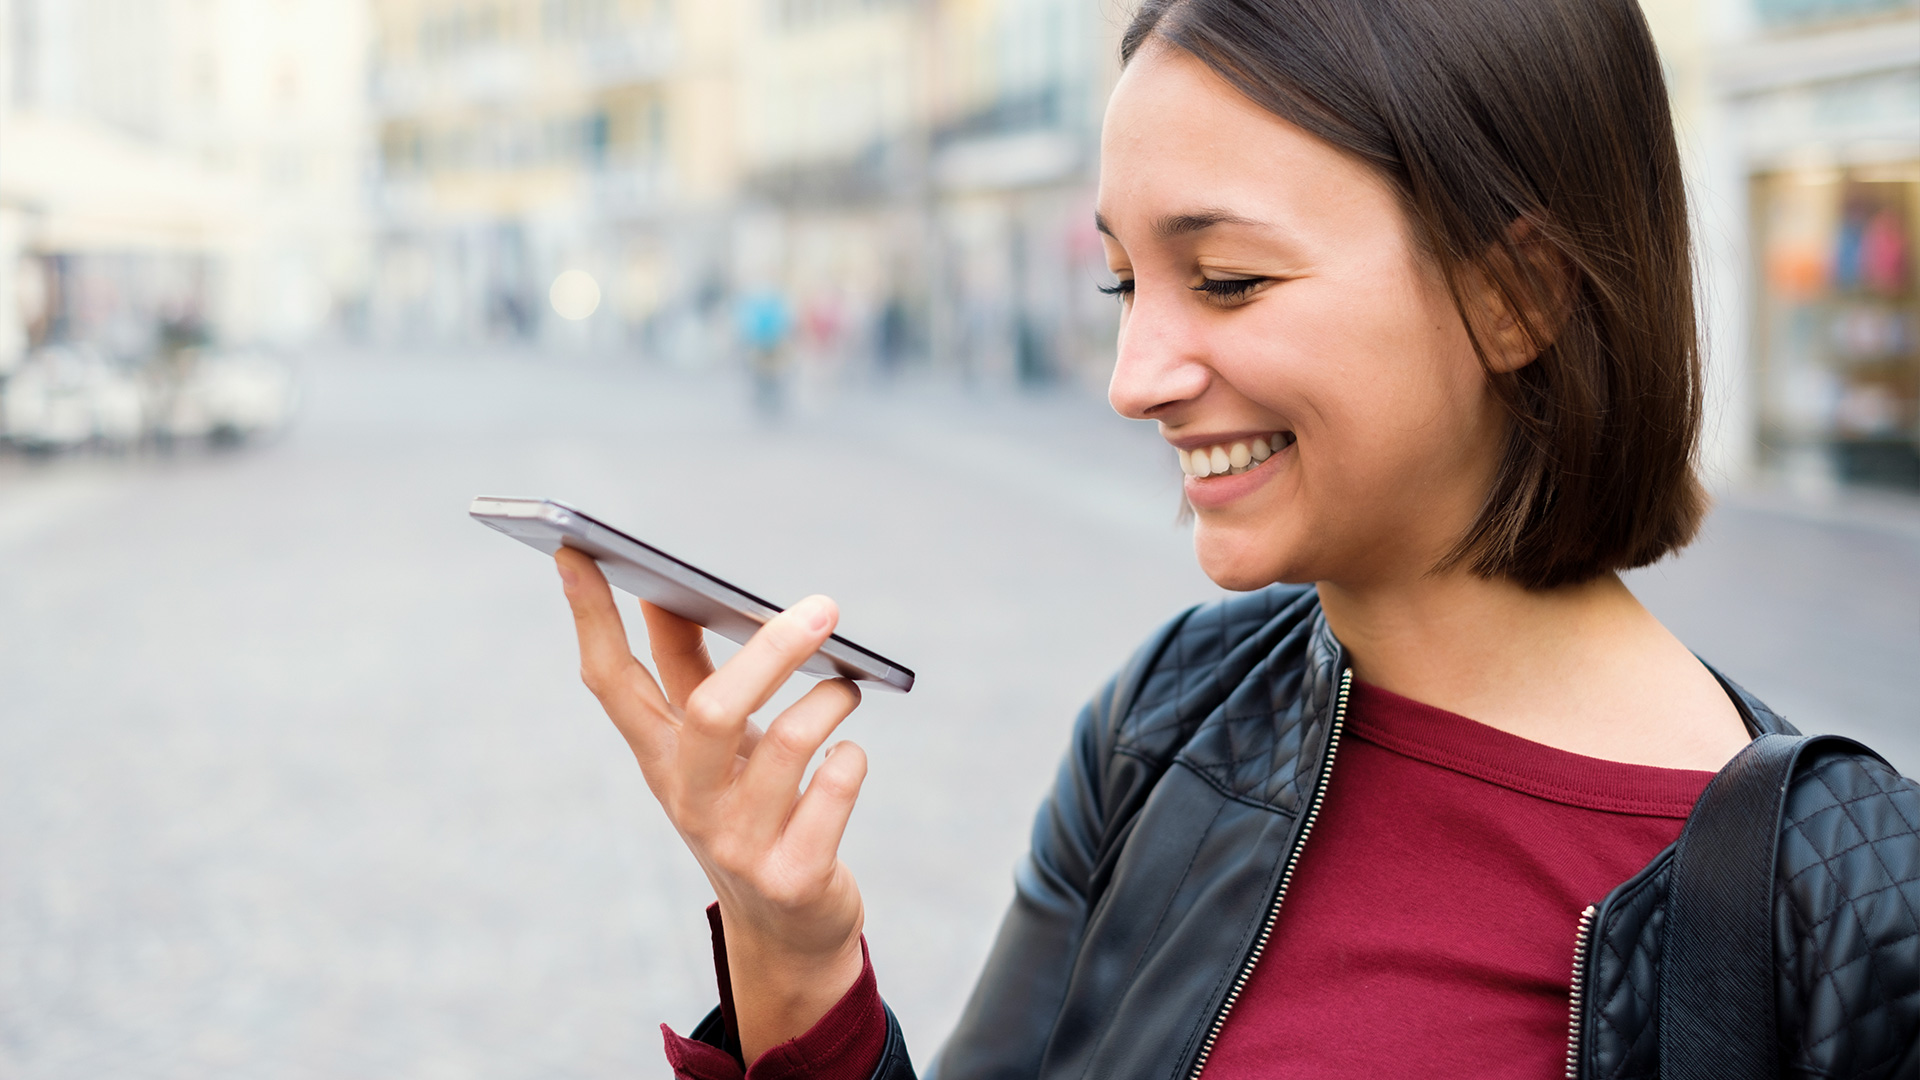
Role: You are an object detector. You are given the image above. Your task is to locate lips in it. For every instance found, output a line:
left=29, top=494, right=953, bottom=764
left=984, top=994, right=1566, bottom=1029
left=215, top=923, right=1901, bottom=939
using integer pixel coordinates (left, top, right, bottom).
left=1177, top=432, right=1295, bottom=478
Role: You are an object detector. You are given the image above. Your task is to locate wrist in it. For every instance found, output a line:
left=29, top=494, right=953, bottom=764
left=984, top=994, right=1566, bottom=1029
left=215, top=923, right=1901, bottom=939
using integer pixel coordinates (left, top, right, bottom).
left=717, top=911, right=866, bottom=1062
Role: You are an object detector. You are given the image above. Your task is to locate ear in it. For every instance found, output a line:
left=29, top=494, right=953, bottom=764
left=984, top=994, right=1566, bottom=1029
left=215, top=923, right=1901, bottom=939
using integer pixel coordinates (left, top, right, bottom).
left=1470, top=216, right=1573, bottom=374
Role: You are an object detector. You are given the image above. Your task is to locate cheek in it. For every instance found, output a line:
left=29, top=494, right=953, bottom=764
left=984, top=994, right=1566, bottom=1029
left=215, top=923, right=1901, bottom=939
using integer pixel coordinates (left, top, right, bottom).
left=1221, top=268, right=1474, bottom=456
left=1202, top=269, right=1499, bottom=571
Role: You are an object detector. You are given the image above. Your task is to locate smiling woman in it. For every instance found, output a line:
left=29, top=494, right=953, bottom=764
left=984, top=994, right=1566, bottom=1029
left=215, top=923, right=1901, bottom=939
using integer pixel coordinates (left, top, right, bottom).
left=552, top=2, right=1920, bottom=1078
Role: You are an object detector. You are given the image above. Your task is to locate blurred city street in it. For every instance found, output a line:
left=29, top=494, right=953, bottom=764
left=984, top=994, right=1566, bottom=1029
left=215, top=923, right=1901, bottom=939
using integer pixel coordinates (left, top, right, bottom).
left=0, top=0, right=1915, bottom=1075
left=1, top=351, right=1915, bottom=1079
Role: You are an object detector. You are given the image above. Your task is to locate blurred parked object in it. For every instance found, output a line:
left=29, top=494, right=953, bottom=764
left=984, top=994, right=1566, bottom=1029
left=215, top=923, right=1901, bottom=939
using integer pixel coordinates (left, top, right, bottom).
left=0, top=345, right=140, bottom=451
left=0, top=344, right=293, bottom=452
left=150, top=351, right=296, bottom=445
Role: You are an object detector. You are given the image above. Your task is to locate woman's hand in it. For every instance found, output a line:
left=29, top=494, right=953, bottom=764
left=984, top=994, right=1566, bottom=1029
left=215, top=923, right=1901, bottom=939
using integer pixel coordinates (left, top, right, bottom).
left=555, top=547, right=869, bottom=1063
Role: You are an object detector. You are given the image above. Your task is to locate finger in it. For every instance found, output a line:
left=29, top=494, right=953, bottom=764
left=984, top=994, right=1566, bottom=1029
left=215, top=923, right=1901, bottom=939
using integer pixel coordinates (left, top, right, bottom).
left=640, top=601, right=714, bottom=710
left=735, top=679, right=862, bottom=839
left=556, top=549, right=671, bottom=746
left=782, top=740, right=869, bottom=867
left=676, top=596, right=838, bottom=788
left=685, top=595, right=837, bottom=732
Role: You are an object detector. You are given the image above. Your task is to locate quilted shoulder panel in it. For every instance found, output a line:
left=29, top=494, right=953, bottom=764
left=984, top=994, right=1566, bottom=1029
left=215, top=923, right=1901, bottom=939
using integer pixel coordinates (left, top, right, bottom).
left=1111, top=584, right=1336, bottom=813
left=1114, top=585, right=1316, bottom=750
left=1775, top=749, right=1920, bottom=1079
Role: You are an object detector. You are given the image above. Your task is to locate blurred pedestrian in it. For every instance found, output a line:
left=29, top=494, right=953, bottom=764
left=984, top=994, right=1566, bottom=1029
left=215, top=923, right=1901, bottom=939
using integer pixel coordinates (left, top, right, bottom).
left=735, top=288, right=792, bottom=419
left=873, top=294, right=910, bottom=378
left=553, top=2, right=1920, bottom=1077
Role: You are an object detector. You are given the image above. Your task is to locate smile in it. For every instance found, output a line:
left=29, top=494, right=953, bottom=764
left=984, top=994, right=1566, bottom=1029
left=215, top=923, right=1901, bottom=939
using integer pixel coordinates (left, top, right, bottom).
left=1177, top=432, right=1295, bottom=478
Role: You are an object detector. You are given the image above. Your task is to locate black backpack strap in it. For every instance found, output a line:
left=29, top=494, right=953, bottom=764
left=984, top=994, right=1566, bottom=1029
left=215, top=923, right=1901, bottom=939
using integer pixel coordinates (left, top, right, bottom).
left=1658, top=731, right=1879, bottom=1079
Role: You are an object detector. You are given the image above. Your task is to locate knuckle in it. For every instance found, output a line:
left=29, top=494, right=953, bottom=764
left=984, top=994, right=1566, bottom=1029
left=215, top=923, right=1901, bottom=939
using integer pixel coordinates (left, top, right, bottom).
left=681, top=686, right=729, bottom=731
left=762, top=721, right=814, bottom=760
left=813, top=768, right=859, bottom=798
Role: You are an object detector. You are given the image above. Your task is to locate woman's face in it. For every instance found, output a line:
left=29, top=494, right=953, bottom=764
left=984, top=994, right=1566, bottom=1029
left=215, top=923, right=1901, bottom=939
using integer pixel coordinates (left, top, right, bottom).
left=1099, top=45, right=1509, bottom=592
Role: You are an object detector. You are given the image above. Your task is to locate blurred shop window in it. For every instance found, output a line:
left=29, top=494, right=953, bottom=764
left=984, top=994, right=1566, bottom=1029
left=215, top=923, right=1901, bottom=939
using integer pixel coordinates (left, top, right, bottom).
left=1755, top=0, right=1919, bottom=25
left=1756, top=164, right=1920, bottom=490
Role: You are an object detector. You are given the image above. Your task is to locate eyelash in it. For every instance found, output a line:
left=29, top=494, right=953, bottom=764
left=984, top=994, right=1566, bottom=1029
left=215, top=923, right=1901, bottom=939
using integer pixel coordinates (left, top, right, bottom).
left=1193, top=277, right=1265, bottom=301
left=1096, top=277, right=1270, bottom=301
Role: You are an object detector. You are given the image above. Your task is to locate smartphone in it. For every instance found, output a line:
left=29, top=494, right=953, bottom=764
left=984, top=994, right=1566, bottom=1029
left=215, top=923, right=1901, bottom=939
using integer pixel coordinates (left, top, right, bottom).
left=470, top=496, right=914, bottom=693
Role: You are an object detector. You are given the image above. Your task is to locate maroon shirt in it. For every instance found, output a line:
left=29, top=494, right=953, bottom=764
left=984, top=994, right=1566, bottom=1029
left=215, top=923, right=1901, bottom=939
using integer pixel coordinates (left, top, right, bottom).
left=665, top=682, right=1714, bottom=1078
left=1204, top=681, right=1713, bottom=1075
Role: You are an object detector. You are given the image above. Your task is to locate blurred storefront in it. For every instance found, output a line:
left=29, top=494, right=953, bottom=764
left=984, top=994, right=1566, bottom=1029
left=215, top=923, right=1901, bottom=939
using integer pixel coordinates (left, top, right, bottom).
left=1753, top=165, right=1918, bottom=489
left=1720, top=0, right=1920, bottom=491
left=0, top=0, right=363, bottom=450
left=1, top=0, right=367, bottom=360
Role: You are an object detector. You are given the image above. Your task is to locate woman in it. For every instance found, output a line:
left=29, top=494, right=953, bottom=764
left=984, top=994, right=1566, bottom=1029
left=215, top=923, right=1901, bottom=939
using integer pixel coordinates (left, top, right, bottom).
left=555, top=1, right=1920, bottom=1076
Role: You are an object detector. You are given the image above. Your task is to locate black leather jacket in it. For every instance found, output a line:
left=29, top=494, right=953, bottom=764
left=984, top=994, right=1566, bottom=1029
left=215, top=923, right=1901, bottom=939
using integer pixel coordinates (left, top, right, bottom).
left=720, top=585, right=1920, bottom=1079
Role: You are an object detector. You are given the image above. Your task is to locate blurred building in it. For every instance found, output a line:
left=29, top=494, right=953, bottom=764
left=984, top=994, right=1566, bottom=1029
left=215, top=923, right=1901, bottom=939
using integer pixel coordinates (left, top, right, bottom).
left=1648, top=0, right=1919, bottom=492
left=368, top=0, right=712, bottom=351
left=0, top=0, right=368, bottom=371
left=925, top=0, right=1119, bottom=387
left=367, top=0, right=1122, bottom=385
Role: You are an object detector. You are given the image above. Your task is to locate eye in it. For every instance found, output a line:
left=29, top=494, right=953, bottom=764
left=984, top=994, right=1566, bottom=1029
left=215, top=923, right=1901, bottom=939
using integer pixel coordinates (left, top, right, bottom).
left=1097, top=279, right=1135, bottom=299
left=1191, top=276, right=1269, bottom=302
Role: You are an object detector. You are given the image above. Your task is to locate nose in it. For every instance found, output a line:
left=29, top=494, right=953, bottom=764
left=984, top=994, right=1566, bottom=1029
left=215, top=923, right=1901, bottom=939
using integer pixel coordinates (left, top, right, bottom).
left=1107, top=286, right=1212, bottom=421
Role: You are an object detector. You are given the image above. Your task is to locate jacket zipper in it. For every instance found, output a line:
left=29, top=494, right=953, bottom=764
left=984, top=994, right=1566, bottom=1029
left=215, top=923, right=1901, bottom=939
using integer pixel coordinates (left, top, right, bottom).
left=1188, top=666, right=1353, bottom=1079
left=1564, top=904, right=1596, bottom=1079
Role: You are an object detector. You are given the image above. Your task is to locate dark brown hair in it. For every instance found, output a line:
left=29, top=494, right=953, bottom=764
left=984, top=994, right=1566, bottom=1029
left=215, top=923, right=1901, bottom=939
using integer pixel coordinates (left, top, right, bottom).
left=1125, top=0, right=1708, bottom=588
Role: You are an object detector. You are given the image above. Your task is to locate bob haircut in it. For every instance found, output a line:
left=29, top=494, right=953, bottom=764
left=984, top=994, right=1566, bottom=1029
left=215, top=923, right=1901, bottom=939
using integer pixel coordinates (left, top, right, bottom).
left=1124, top=0, right=1709, bottom=589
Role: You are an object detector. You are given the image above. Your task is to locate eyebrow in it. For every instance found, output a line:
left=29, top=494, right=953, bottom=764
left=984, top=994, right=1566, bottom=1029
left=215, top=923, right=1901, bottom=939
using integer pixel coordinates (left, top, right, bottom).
left=1094, top=207, right=1272, bottom=240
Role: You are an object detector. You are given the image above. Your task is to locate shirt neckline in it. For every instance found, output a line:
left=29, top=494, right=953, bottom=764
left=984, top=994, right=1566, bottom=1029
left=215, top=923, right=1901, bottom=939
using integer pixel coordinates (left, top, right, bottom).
left=1347, top=681, right=1718, bottom=818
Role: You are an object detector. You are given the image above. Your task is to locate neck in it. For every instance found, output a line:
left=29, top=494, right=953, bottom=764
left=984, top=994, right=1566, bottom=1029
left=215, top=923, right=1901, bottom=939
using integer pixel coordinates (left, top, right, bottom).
left=1314, top=568, right=1750, bottom=771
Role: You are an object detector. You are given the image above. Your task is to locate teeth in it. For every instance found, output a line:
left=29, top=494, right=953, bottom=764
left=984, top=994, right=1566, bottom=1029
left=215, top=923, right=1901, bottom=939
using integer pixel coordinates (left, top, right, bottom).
left=1178, top=432, right=1291, bottom=478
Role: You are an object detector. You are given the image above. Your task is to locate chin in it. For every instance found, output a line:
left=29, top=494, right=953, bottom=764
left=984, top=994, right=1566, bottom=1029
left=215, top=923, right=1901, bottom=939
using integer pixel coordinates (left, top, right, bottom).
left=1193, top=522, right=1310, bottom=592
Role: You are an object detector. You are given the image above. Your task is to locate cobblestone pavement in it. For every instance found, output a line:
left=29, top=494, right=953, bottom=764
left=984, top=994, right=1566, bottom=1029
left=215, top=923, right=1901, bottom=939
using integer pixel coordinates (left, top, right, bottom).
left=2, top=351, right=1915, bottom=1078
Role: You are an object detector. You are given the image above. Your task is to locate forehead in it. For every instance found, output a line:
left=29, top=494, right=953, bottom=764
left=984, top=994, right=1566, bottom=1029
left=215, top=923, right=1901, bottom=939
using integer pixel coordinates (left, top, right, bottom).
left=1096, top=46, right=1394, bottom=243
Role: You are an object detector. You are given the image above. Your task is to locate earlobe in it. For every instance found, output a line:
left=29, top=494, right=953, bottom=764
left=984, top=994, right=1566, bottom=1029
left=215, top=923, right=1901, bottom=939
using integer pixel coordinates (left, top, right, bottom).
left=1483, top=297, right=1543, bottom=374
left=1475, top=217, right=1574, bottom=374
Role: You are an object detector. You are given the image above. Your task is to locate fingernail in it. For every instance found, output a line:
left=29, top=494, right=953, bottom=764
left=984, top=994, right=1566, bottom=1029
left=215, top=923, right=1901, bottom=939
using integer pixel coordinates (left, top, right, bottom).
left=557, top=565, right=576, bottom=588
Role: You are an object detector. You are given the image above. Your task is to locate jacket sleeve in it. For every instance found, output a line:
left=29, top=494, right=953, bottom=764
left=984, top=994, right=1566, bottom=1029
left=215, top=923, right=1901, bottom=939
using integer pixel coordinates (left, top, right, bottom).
left=1774, top=749, right=1920, bottom=1080
left=927, top=617, right=1186, bottom=1079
